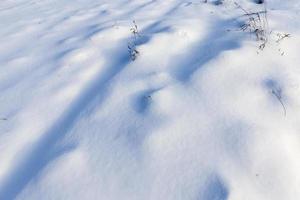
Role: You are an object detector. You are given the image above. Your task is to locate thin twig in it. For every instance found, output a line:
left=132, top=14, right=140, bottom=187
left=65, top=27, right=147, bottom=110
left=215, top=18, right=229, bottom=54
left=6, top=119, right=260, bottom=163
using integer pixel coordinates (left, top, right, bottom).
left=272, top=90, right=286, bottom=116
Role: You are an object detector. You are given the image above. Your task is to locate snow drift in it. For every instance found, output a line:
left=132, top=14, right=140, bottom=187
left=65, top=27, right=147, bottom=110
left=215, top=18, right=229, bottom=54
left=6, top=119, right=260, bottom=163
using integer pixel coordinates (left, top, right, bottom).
left=0, top=0, right=299, bottom=199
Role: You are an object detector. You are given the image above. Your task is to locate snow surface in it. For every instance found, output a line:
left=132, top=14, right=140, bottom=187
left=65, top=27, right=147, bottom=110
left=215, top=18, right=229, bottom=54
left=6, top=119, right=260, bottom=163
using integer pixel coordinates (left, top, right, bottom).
left=0, top=0, right=300, bottom=199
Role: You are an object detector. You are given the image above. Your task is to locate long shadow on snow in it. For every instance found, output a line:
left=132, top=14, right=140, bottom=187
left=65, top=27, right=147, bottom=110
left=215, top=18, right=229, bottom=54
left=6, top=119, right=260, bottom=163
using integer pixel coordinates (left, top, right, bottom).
left=0, top=10, right=179, bottom=199
left=0, top=50, right=129, bottom=200
left=171, top=18, right=242, bottom=82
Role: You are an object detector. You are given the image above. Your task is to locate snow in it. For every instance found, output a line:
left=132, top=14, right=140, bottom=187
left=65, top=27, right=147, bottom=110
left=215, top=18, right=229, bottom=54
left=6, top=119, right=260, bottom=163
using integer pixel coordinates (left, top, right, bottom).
left=0, top=0, right=300, bottom=199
